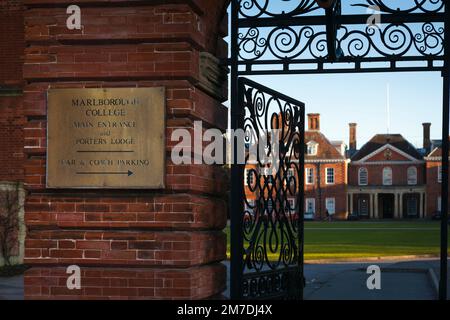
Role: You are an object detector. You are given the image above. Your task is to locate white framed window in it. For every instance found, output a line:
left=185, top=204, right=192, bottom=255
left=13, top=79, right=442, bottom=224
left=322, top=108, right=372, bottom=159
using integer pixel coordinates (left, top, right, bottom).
left=307, top=141, right=318, bottom=156
left=288, top=198, right=296, bottom=213
left=262, top=167, right=274, bottom=185
left=267, top=198, right=273, bottom=212
left=245, top=200, right=255, bottom=212
left=438, top=196, right=442, bottom=212
left=326, top=168, right=335, bottom=185
left=262, top=167, right=272, bottom=176
left=306, top=168, right=314, bottom=185
left=284, top=168, right=295, bottom=187
left=325, top=198, right=336, bottom=215
left=287, top=168, right=295, bottom=179
left=306, top=198, right=315, bottom=214
left=358, top=167, right=368, bottom=186
left=383, top=167, right=393, bottom=186
left=407, top=167, right=418, bottom=185
left=245, top=169, right=254, bottom=186
left=438, top=165, right=442, bottom=183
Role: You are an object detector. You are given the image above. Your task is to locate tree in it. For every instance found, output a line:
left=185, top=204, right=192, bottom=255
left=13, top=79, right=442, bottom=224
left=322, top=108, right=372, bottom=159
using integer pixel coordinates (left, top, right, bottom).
left=0, top=183, right=23, bottom=266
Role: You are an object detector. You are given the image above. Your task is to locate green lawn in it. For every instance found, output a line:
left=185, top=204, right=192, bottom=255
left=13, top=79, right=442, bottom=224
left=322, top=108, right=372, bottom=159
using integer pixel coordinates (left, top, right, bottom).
left=225, top=221, right=450, bottom=261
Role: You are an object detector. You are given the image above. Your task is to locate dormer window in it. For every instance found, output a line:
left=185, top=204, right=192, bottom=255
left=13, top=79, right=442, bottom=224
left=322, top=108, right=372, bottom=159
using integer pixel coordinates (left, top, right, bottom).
left=307, top=141, right=318, bottom=156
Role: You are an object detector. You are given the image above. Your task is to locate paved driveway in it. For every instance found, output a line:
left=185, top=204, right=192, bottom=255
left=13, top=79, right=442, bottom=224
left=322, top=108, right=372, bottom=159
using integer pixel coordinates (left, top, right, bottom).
left=1, top=260, right=448, bottom=300
left=0, top=275, right=23, bottom=300
left=224, top=259, right=448, bottom=300
left=304, top=261, right=436, bottom=300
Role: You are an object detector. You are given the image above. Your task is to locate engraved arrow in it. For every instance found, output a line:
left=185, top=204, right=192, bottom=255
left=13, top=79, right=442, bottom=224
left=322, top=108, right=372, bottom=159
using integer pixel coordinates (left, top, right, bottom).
left=76, top=170, right=134, bottom=176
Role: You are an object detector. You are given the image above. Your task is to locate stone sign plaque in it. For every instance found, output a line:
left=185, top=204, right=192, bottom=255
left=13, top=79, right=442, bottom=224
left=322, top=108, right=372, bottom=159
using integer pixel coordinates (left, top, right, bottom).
left=47, top=88, right=165, bottom=189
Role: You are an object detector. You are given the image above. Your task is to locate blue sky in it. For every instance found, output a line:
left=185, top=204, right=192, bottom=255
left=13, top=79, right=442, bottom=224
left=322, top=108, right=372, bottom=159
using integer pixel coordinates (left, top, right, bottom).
left=227, top=1, right=446, bottom=148
left=247, top=72, right=443, bottom=149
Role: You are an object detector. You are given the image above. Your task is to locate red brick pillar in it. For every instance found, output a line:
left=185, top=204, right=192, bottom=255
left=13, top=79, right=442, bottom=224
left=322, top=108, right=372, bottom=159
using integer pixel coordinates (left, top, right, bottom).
left=23, top=0, right=229, bottom=300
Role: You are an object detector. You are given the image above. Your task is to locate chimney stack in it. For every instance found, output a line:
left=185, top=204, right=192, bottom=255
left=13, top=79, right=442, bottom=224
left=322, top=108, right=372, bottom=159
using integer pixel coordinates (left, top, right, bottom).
left=307, top=113, right=320, bottom=131
left=349, top=123, right=357, bottom=151
left=423, top=123, right=431, bottom=152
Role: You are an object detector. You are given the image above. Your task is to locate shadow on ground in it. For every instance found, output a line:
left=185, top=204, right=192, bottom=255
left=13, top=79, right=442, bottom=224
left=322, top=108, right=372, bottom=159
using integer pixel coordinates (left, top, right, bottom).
left=224, top=259, right=449, bottom=300
left=0, top=259, right=448, bottom=300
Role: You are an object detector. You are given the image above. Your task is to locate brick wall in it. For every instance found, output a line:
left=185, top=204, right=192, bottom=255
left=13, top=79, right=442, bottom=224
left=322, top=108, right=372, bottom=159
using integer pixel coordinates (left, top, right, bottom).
left=0, top=2, right=26, bottom=265
left=0, top=1, right=25, bottom=181
left=305, top=162, right=347, bottom=219
left=0, top=94, right=25, bottom=181
left=25, top=264, right=226, bottom=299
left=0, top=0, right=24, bottom=86
left=426, top=160, right=448, bottom=216
left=22, top=0, right=229, bottom=300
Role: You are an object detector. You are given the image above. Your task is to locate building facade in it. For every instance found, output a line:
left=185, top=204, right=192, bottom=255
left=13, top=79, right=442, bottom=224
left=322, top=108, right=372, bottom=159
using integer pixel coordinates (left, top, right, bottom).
left=304, top=114, right=348, bottom=220
left=425, top=141, right=449, bottom=217
left=1, top=0, right=230, bottom=300
left=348, top=134, right=426, bottom=219
left=243, top=118, right=448, bottom=221
left=0, top=0, right=26, bottom=267
left=243, top=114, right=348, bottom=221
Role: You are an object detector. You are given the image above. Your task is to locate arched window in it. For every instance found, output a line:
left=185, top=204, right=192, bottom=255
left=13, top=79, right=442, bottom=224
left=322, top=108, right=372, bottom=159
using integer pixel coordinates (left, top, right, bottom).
left=383, top=167, right=393, bottom=186
left=407, top=167, right=418, bottom=185
left=358, top=167, right=368, bottom=186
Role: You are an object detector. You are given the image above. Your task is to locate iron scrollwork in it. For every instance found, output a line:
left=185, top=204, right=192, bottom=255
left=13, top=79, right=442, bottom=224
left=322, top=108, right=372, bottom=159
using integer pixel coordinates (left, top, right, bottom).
left=325, top=0, right=342, bottom=61
left=238, top=22, right=444, bottom=62
left=240, top=78, right=304, bottom=299
left=238, top=26, right=328, bottom=61
left=352, top=0, right=444, bottom=14
left=234, top=0, right=445, bottom=73
left=238, top=0, right=445, bottom=18
left=239, top=0, right=321, bottom=18
left=338, top=22, right=444, bottom=58
left=242, top=267, right=302, bottom=299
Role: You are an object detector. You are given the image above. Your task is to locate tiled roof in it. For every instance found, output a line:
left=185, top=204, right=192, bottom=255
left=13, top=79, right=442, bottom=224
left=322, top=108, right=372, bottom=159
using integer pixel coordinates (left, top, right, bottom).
left=305, top=131, right=345, bottom=160
left=428, top=148, right=442, bottom=157
left=351, top=134, right=423, bottom=161
left=427, top=137, right=450, bottom=158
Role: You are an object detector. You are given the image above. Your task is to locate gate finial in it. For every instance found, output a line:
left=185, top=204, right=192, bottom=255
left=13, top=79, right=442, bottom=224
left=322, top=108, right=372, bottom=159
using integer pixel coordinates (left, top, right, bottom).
left=320, top=0, right=342, bottom=62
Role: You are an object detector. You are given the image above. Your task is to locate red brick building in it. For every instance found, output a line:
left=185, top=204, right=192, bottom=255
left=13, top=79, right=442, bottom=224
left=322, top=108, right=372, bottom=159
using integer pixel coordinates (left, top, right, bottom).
left=0, top=0, right=25, bottom=183
left=1, top=0, right=230, bottom=299
left=348, top=132, right=427, bottom=219
left=425, top=140, right=449, bottom=217
left=243, top=113, right=348, bottom=220
left=1, top=0, right=449, bottom=301
left=0, top=0, right=26, bottom=267
left=304, top=114, right=348, bottom=220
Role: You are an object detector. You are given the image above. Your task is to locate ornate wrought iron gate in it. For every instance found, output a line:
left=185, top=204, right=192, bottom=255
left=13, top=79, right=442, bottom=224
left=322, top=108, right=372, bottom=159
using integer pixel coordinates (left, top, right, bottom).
left=230, top=78, right=305, bottom=299
left=229, top=0, right=449, bottom=300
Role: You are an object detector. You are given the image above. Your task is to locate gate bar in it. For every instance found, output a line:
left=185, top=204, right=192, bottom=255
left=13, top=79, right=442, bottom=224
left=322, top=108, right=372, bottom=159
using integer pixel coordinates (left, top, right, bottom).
left=238, top=13, right=446, bottom=28
left=439, top=1, right=449, bottom=301
left=230, top=0, right=244, bottom=300
left=298, top=104, right=305, bottom=300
